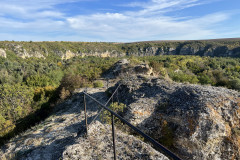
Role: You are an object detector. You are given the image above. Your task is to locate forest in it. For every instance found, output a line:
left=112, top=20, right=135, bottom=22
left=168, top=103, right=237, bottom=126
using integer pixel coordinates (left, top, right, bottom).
left=0, top=49, right=240, bottom=144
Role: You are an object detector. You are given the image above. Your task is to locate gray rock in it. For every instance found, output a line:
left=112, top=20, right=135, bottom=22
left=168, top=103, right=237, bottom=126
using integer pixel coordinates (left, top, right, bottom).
left=116, top=76, right=240, bottom=160
left=63, top=121, right=168, bottom=160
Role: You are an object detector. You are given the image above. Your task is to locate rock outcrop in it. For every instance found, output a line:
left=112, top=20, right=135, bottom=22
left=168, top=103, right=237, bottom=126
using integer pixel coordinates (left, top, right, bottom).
left=115, top=76, right=240, bottom=160
left=105, top=59, right=155, bottom=79
left=0, top=48, right=6, bottom=58
left=5, top=44, right=45, bottom=59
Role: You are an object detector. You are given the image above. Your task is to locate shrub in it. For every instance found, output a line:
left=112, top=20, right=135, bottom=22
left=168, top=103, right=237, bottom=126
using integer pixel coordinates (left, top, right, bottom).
left=170, top=72, right=199, bottom=84
left=198, top=73, right=212, bottom=84
left=93, top=81, right=104, bottom=88
left=159, top=120, right=174, bottom=148
left=230, top=79, right=240, bottom=91
left=59, top=87, right=71, bottom=100
left=59, top=74, right=90, bottom=94
left=149, top=61, right=166, bottom=76
left=100, top=102, right=126, bottom=125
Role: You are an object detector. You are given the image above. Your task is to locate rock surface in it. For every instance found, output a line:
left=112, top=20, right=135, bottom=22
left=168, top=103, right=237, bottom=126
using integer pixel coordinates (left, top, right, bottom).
left=114, top=76, right=240, bottom=160
left=105, top=59, right=155, bottom=79
left=63, top=121, right=168, bottom=160
left=0, top=48, right=6, bottom=58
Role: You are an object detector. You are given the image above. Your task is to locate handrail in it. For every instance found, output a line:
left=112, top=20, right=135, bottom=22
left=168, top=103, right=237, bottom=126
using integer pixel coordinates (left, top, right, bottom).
left=83, top=90, right=182, bottom=160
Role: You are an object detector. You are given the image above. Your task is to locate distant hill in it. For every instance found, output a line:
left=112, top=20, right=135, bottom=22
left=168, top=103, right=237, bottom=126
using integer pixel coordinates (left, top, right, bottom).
left=0, top=38, right=240, bottom=59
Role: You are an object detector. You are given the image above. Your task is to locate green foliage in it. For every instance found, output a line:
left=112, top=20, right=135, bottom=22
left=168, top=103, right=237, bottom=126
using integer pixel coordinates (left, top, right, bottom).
left=139, top=55, right=240, bottom=89
left=170, top=71, right=199, bottom=84
left=26, top=74, right=51, bottom=87
left=100, top=102, right=126, bottom=125
left=230, top=79, right=240, bottom=91
left=0, top=55, right=118, bottom=142
left=149, top=61, right=166, bottom=77
left=198, top=73, right=212, bottom=84
left=0, top=84, right=34, bottom=136
left=93, top=81, right=104, bottom=88
left=159, top=120, right=174, bottom=148
left=59, top=74, right=90, bottom=94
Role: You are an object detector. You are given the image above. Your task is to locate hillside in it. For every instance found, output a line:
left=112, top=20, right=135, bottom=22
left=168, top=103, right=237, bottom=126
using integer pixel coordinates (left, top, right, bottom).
left=0, top=86, right=169, bottom=160
left=1, top=61, right=240, bottom=159
left=0, top=38, right=240, bottom=59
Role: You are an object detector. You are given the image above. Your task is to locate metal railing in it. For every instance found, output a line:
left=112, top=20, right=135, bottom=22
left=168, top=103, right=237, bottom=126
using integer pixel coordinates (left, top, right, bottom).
left=82, top=85, right=182, bottom=160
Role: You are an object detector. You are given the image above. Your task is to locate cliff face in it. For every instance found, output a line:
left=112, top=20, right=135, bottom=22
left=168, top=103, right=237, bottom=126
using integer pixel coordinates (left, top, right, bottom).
left=0, top=39, right=240, bottom=59
left=125, top=45, right=240, bottom=57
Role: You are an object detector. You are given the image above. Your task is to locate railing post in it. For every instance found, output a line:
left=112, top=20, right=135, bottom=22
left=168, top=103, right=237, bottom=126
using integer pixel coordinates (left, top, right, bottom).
left=111, top=113, right=117, bottom=160
left=83, top=93, right=88, bottom=135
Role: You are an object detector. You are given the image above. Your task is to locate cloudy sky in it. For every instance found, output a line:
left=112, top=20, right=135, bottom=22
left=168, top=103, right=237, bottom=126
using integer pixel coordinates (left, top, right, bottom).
left=0, top=0, right=239, bottom=42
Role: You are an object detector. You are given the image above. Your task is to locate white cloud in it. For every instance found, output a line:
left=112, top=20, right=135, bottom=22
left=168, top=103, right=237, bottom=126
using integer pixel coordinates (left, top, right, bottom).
left=0, top=0, right=238, bottom=41
left=66, top=0, right=233, bottom=41
left=125, top=0, right=208, bottom=16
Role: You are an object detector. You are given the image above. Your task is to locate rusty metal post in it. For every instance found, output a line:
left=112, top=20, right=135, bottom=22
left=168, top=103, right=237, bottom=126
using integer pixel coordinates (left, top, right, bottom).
left=83, top=93, right=88, bottom=135
left=111, top=113, right=117, bottom=160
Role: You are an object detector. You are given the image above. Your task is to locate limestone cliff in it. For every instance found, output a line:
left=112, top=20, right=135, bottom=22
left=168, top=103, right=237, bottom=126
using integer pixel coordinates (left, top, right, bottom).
left=0, top=39, right=240, bottom=59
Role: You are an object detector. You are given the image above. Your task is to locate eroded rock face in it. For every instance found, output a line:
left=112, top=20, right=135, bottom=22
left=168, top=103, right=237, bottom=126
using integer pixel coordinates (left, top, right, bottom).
left=116, top=76, right=240, bottom=160
left=6, top=44, right=45, bottom=59
left=0, top=48, right=6, bottom=58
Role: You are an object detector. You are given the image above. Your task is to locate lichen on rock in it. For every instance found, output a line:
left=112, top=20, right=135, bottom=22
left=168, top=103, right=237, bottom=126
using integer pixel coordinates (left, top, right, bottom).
left=115, top=76, right=240, bottom=160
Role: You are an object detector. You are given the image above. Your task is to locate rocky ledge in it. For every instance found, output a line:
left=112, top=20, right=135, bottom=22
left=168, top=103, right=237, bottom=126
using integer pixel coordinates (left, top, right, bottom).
left=114, top=76, right=240, bottom=160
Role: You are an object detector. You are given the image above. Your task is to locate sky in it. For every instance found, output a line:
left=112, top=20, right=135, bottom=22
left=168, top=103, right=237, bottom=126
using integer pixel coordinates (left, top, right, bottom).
left=0, top=0, right=239, bottom=42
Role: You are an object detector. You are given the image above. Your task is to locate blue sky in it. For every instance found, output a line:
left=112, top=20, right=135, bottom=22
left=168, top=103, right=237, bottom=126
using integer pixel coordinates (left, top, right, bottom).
left=0, top=0, right=239, bottom=42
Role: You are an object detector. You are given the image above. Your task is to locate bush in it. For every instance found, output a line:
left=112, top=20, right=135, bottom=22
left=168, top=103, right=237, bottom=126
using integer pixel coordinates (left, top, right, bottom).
left=170, top=72, right=199, bottom=84
left=59, top=74, right=90, bottom=94
left=100, top=102, right=126, bottom=125
left=149, top=61, right=166, bottom=76
left=198, top=73, right=212, bottom=84
left=230, top=79, right=240, bottom=91
left=93, top=81, right=104, bottom=88
left=0, top=84, right=34, bottom=137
